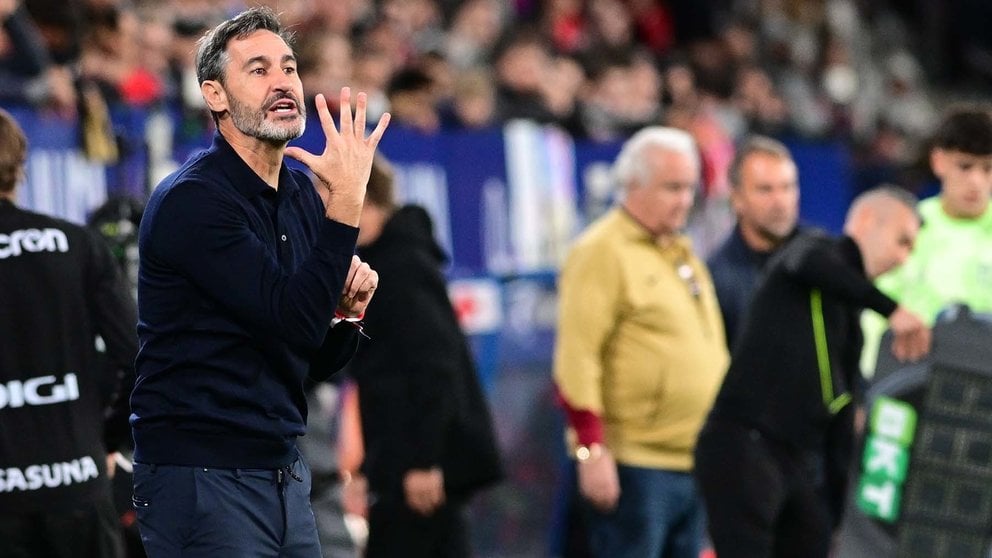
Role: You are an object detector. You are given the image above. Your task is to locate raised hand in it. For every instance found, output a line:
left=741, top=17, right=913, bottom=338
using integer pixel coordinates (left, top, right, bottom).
left=285, top=88, right=390, bottom=226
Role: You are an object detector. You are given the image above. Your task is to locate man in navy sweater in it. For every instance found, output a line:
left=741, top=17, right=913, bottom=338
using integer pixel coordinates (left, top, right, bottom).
left=707, top=136, right=801, bottom=350
left=129, top=7, right=389, bottom=557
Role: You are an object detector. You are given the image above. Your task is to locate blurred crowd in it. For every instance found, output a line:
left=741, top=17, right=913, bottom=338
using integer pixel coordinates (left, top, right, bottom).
left=4, top=0, right=991, bottom=196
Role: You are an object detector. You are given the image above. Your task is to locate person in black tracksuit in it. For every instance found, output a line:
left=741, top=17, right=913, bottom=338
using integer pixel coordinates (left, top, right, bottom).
left=694, top=186, right=931, bottom=558
left=350, top=158, right=502, bottom=558
left=0, top=109, right=137, bottom=558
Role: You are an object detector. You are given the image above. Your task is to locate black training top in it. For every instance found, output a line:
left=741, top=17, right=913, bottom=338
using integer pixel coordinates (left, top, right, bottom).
left=709, top=231, right=897, bottom=449
left=0, top=198, right=136, bottom=511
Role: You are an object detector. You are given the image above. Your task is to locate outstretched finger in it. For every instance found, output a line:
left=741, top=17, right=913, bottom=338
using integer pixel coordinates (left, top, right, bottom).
left=284, top=146, right=315, bottom=167
left=366, top=112, right=391, bottom=148
left=314, top=93, right=340, bottom=141
left=338, top=87, right=353, bottom=137
left=354, top=92, right=367, bottom=138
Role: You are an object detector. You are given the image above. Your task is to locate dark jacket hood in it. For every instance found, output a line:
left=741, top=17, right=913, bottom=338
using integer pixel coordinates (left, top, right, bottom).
left=362, top=204, right=447, bottom=264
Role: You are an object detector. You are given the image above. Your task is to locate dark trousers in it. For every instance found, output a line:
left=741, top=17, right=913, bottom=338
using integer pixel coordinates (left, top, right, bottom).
left=133, top=457, right=320, bottom=558
left=694, top=419, right=832, bottom=558
left=365, top=495, right=469, bottom=558
left=0, top=494, right=123, bottom=558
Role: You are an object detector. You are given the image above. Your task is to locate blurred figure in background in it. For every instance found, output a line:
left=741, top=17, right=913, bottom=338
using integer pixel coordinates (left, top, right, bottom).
left=862, top=105, right=992, bottom=375
left=350, top=156, right=503, bottom=558
left=493, top=29, right=557, bottom=124
left=299, top=378, right=362, bottom=558
left=708, top=136, right=801, bottom=349
left=297, top=31, right=354, bottom=106
left=554, top=127, right=728, bottom=558
left=385, top=66, right=440, bottom=134
left=440, top=67, right=496, bottom=130
left=696, top=186, right=931, bottom=558
left=0, top=0, right=76, bottom=116
left=0, top=108, right=137, bottom=558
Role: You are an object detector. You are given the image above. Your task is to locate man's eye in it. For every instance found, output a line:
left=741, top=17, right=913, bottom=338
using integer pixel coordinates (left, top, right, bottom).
left=252, top=68, right=266, bottom=75
left=284, top=67, right=297, bottom=74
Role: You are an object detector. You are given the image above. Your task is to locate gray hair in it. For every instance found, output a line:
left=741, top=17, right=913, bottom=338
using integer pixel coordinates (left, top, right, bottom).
left=727, top=135, right=794, bottom=188
left=613, top=127, right=698, bottom=197
left=847, top=184, right=921, bottom=223
left=195, top=7, right=294, bottom=86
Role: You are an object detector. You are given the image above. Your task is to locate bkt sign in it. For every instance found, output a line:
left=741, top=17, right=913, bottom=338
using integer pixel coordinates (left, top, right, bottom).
left=0, top=374, right=79, bottom=409
left=856, top=396, right=918, bottom=522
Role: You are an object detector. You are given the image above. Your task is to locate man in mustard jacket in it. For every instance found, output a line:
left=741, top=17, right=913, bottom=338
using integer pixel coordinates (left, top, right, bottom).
left=553, top=126, right=729, bottom=558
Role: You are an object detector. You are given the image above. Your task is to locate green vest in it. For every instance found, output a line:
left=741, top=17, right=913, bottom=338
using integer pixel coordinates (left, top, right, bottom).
left=861, top=196, right=992, bottom=376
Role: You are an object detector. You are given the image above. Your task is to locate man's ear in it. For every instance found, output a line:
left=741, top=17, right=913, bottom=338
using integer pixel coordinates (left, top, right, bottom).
left=729, top=187, right=745, bottom=217
left=930, top=148, right=946, bottom=179
left=201, top=80, right=228, bottom=115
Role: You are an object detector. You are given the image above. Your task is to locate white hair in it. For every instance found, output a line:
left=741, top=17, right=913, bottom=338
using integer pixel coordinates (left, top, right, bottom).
left=613, top=127, right=699, bottom=199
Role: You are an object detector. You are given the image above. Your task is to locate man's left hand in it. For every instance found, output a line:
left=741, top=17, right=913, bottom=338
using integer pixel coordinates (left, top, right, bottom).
left=338, top=255, right=378, bottom=317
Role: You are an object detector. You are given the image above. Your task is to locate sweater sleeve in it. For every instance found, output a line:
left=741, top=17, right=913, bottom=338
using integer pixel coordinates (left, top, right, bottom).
left=149, top=181, right=358, bottom=349
left=553, top=240, right=622, bottom=446
left=308, top=324, right=360, bottom=382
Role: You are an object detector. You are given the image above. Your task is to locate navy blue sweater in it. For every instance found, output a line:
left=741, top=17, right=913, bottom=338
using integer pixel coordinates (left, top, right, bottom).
left=131, top=134, right=359, bottom=468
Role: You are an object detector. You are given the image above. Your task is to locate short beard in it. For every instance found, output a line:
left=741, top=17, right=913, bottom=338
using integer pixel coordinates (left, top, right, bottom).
left=754, top=223, right=792, bottom=246
left=227, top=92, right=306, bottom=143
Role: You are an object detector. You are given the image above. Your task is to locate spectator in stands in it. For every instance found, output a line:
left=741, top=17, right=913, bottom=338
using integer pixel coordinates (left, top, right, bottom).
left=350, top=156, right=503, bottom=557
left=0, top=0, right=47, bottom=101
left=128, top=8, right=388, bottom=556
left=79, top=4, right=163, bottom=107
left=351, top=44, right=393, bottom=123
left=579, top=52, right=639, bottom=141
left=440, top=67, right=496, bottom=130
left=493, top=29, right=557, bottom=124
left=695, top=186, right=931, bottom=558
left=0, top=107, right=137, bottom=558
left=862, top=106, right=992, bottom=375
left=554, top=127, right=729, bottom=558
left=586, top=0, right=634, bottom=52
left=444, top=0, right=504, bottom=70
left=708, top=136, right=801, bottom=348
left=385, top=66, right=440, bottom=134
left=297, top=31, right=354, bottom=110
left=732, top=65, right=791, bottom=138
left=0, top=0, right=75, bottom=116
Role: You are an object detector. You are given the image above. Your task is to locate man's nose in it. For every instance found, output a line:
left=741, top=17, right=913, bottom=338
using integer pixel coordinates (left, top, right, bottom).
left=271, top=74, right=294, bottom=93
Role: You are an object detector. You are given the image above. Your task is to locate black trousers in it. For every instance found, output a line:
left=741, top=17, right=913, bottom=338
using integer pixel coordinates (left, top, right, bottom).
left=694, top=419, right=833, bottom=558
left=366, top=494, right=469, bottom=558
left=0, top=494, right=123, bottom=558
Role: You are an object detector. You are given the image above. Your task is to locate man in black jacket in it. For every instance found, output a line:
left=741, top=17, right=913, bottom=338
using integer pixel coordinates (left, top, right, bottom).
left=694, top=186, right=931, bottom=558
left=0, top=108, right=137, bottom=557
left=350, top=157, right=502, bottom=557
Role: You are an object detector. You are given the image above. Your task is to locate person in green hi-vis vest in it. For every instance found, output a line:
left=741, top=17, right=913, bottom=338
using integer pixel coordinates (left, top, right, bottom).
left=862, top=106, right=992, bottom=377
